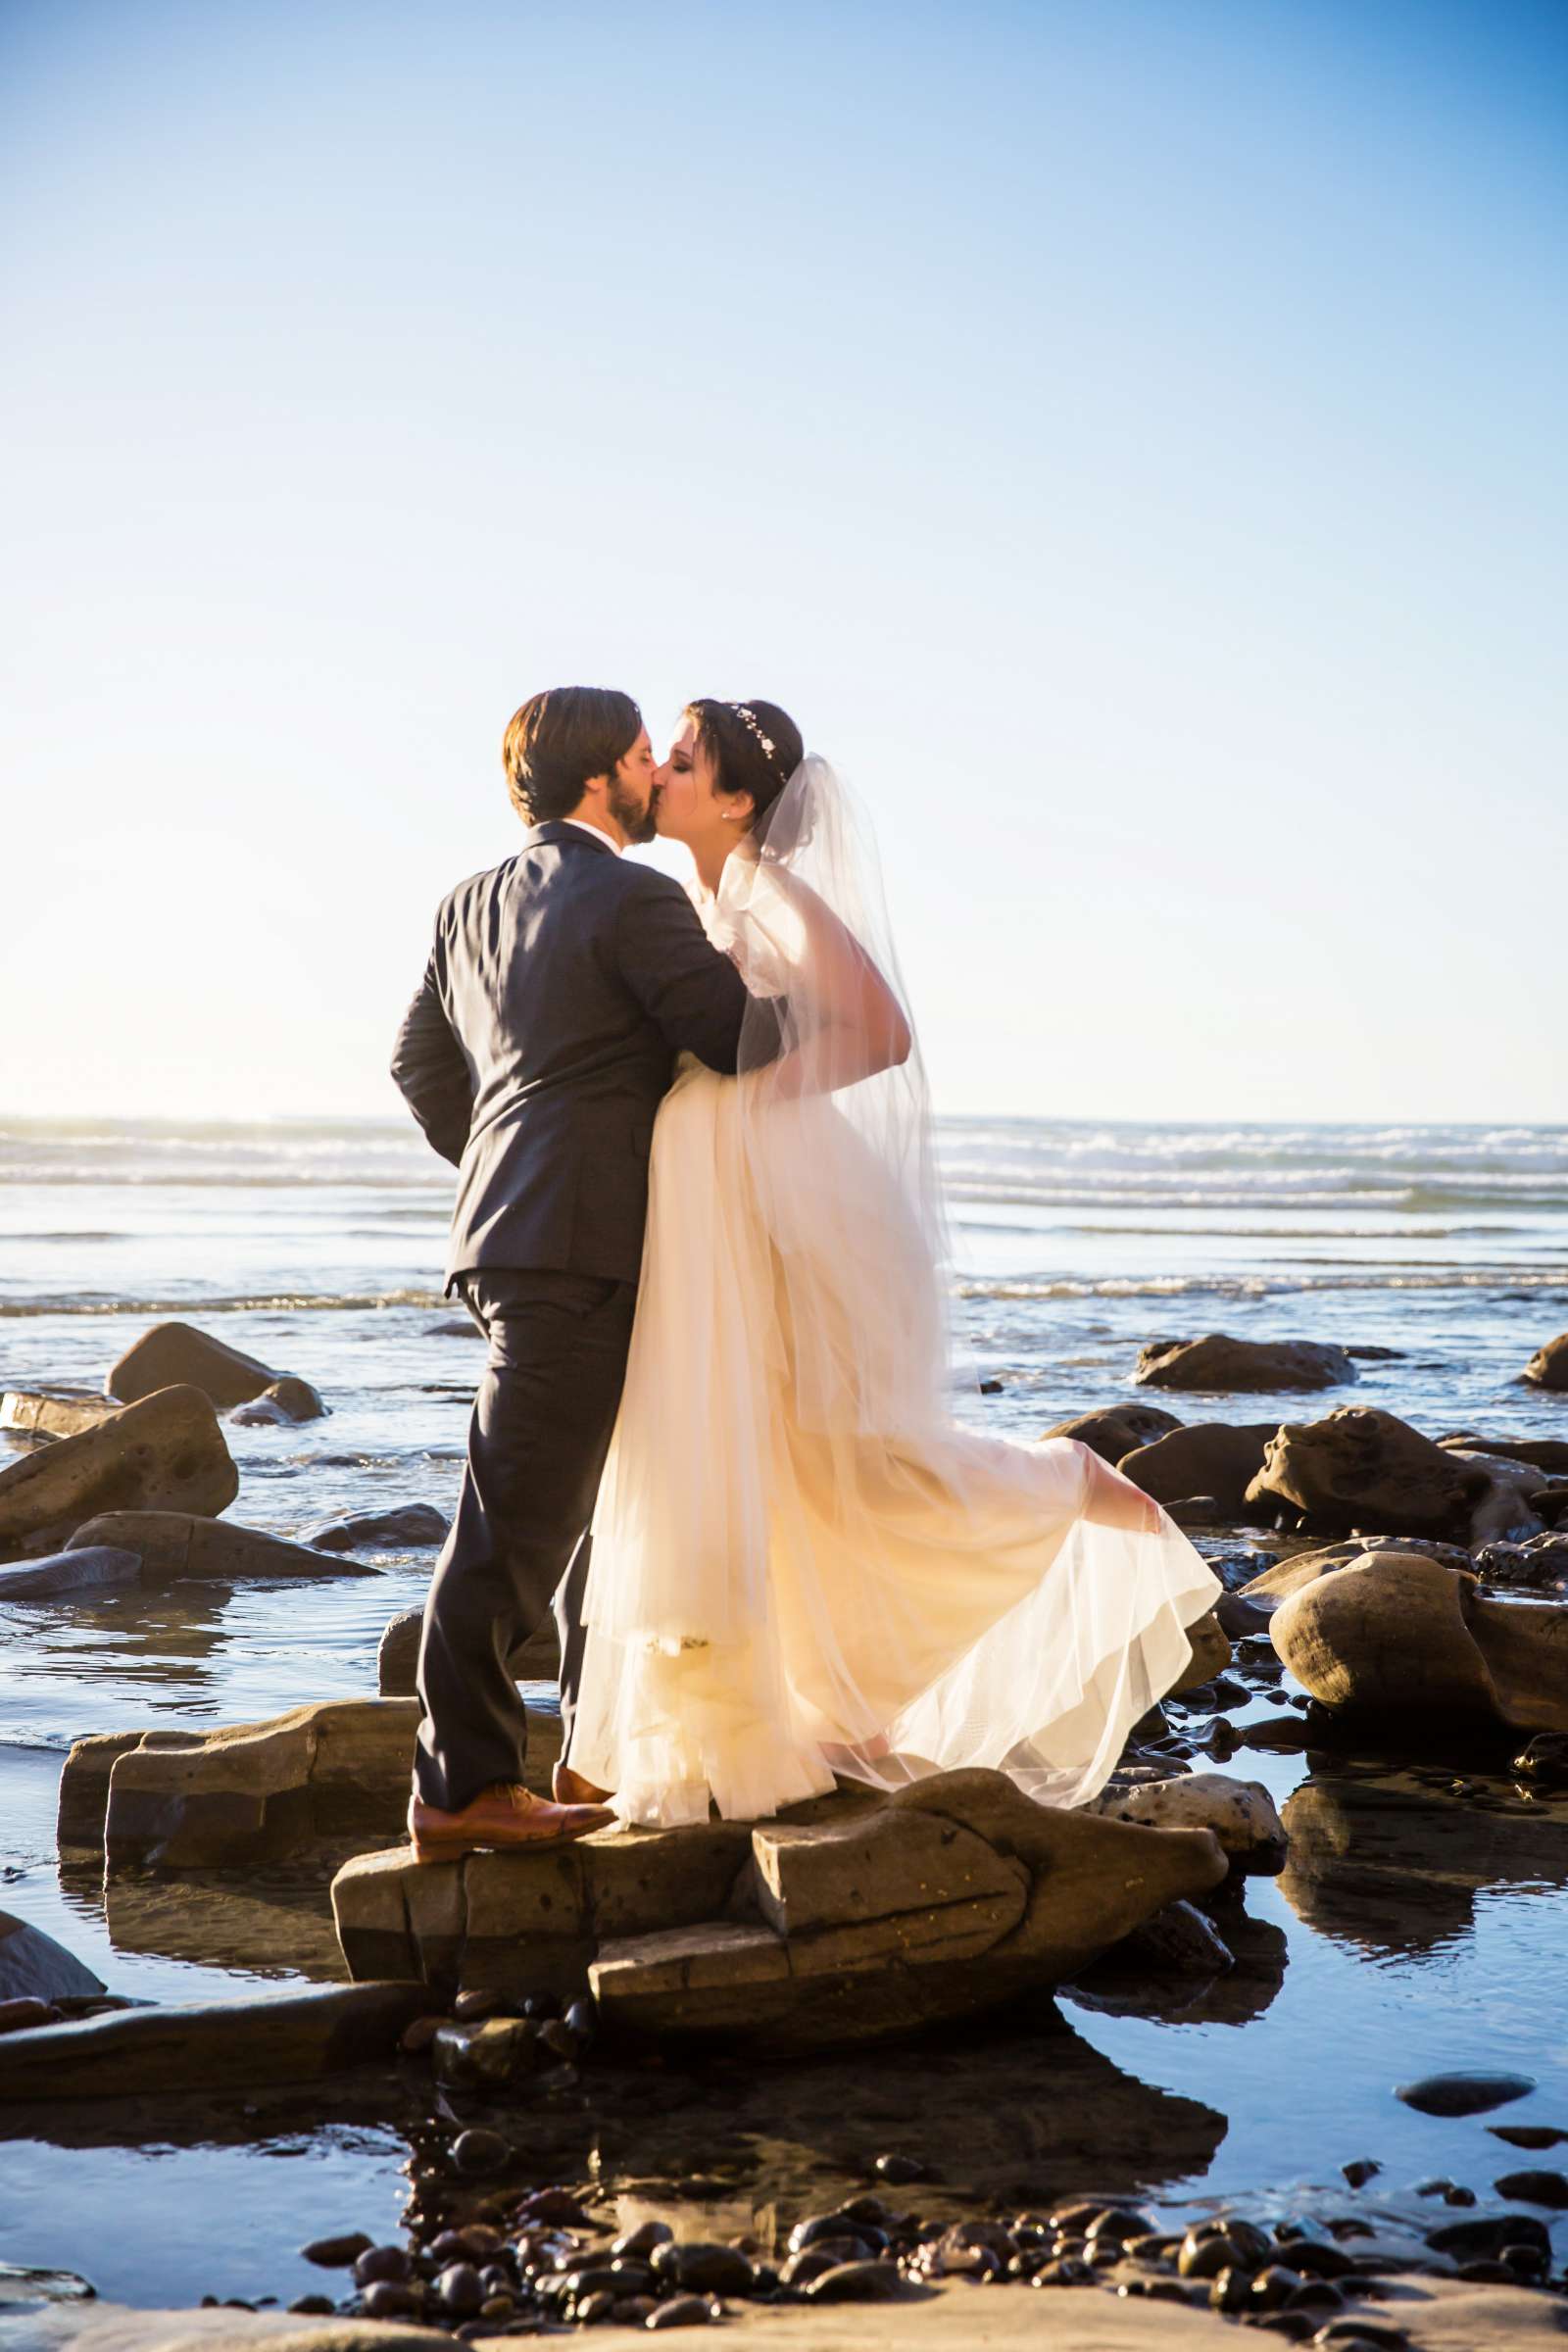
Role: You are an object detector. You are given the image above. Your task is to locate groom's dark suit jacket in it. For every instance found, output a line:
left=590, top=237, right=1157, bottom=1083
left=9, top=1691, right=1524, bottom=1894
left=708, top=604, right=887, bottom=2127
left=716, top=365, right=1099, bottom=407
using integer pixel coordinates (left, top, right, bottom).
left=391, top=820, right=752, bottom=1288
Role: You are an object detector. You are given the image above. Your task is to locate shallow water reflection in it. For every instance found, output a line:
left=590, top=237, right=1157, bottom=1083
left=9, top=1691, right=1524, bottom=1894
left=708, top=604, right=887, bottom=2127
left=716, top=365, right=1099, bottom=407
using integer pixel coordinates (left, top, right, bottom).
left=1280, top=1765, right=1568, bottom=1958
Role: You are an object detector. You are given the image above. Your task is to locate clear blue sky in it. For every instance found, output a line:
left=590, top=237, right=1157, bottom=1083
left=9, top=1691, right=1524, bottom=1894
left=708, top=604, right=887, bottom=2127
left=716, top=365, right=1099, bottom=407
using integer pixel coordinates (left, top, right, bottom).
left=3, top=0, right=1563, bottom=1122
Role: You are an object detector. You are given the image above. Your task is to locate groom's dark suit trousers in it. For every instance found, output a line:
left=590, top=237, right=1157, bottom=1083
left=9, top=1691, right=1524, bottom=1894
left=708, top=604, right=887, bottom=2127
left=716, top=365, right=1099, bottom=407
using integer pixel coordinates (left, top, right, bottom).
left=413, top=1265, right=638, bottom=1814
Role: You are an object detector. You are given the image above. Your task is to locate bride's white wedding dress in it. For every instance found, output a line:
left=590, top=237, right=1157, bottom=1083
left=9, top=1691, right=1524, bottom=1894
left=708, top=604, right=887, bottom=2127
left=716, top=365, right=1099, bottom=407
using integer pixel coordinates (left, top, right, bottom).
left=568, top=759, right=1222, bottom=1829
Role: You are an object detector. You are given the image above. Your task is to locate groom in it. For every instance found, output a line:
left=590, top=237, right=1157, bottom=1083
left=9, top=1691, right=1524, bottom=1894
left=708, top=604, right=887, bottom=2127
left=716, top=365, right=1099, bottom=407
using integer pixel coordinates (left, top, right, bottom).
left=390, top=685, right=754, bottom=1857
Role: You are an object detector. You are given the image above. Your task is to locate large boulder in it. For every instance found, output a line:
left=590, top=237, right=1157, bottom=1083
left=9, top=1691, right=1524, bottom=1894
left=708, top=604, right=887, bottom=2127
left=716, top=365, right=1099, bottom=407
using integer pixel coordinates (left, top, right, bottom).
left=1245, top=1406, right=1496, bottom=1541
left=1039, top=1405, right=1183, bottom=1463
left=0, top=1981, right=428, bottom=2099
left=1134, top=1335, right=1355, bottom=1393
left=0, top=1391, right=122, bottom=1441
left=1524, top=1333, right=1568, bottom=1392
left=1116, top=1422, right=1279, bottom=1518
left=108, top=1321, right=287, bottom=1409
left=1271, top=1549, right=1568, bottom=1736
left=0, top=1386, right=237, bottom=1558
left=376, top=1605, right=559, bottom=1697
left=0, top=1912, right=104, bottom=2005
left=64, top=1697, right=561, bottom=1871
left=65, top=1510, right=360, bottom=1583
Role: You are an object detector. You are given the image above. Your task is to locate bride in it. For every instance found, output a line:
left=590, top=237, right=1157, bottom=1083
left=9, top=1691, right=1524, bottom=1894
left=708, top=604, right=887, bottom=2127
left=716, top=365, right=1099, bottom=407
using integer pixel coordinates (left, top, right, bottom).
left=562, top=700, right=1221, bottom=1829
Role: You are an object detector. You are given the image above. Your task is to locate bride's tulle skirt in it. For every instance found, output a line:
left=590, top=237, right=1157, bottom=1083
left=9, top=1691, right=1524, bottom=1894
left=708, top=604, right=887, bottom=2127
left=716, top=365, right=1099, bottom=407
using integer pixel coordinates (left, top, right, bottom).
left=570, top=1060, right=1222, bottom=1829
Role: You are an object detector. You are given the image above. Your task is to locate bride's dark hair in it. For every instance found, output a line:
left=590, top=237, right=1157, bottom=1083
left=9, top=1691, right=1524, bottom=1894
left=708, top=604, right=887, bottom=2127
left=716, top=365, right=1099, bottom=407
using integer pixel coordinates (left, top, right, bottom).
left=684, top=700, right=804, bottom=836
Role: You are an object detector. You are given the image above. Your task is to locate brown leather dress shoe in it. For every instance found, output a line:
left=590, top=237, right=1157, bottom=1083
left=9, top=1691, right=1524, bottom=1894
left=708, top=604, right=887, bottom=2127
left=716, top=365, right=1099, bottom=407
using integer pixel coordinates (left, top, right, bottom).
left=553, top=1761, right=614, bottom=1807
left=407, top=1780, right=614, bottom=1863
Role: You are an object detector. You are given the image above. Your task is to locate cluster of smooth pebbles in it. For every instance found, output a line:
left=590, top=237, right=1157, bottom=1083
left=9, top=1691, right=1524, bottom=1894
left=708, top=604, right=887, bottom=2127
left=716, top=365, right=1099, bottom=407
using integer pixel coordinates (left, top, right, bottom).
left=233, top=2176, right=1568, bottom=2340
left=178, top=1984, right=1568, bottom=2342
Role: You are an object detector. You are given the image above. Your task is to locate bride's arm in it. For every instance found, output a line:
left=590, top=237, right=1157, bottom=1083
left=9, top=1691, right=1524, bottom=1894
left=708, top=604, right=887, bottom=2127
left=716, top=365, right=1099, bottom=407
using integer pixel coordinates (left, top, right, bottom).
left=760, top=874, right=911, bottom=1097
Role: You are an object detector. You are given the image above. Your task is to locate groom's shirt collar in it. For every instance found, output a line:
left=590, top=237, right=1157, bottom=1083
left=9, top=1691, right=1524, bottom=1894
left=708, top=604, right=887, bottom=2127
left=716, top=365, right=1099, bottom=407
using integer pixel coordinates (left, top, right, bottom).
left=560, top=817, right=622, bottom=857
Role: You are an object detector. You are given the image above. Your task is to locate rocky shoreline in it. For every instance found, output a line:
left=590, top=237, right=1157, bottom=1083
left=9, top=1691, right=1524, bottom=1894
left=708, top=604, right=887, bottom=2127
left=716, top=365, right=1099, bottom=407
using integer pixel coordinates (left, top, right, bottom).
left=2, top=1317, right=1568, bottom=2341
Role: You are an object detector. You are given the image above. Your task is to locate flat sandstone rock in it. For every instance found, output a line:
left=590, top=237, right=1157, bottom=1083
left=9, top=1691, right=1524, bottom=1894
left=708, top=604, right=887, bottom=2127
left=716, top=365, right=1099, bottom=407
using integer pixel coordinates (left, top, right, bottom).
left=0, top=1980, right=430, bottom=2100
left=0, top=1386, right=237, bottom=1558
left=331, top=1769, right=1227, bottom=2048
left=67, top=1697, right=563, bottom=1872
left=0, top=1391, right=123, bottom=1441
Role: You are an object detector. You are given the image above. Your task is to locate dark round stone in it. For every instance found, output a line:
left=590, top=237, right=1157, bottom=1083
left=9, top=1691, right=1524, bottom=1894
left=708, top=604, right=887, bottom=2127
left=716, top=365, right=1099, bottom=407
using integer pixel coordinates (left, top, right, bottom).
left=804, top=2259, right=908, bottom=2303
left=873, top=2152, right=929, bottom=2185
left=437, top=2262, right=484, bottom=2315
left=287, top=2296, right=335, bottom=2316
left=515, top=2185, right=594, bottom=2227
left=647, top=2293, right=717, bottom=2328
left=779, top=2247, right=841, bottom=2289
left=1289, top=2239, right=1358, bottom=2279
left=453, top=1987, right=505, bottom=2022
left=352, top=2243, right=412, bottom=2286
left=1396, top=2072, right=1535, bottom=2118
left=363, top=2279, right=421, bottom=2318
left=301, top=2231, right=372, bottom=2268
left=612, top=2221, right=673, bottom=2261
left=1341, top=2159, right=1381, bottom=2188
left=1208, top=2266, right=1252, bottom=2314
left=788, top=2215, right=881, bottom=2257
left=1425, top=2212, right=1551, bottom=2260
left=1031, top=2257, right=1095, bottom=2286
left=671, top=2242, right=756, bottom=2295
left=1494, top=2169, right=1568, bottom=2208
left=564, top=1997, right=597, bottom=2045
left=451, top=2128, right=508, bottom=2176
left=1083, top=2206, right=1153, bottom=2247
left=1179, top=2230, right=1254, bottom=2280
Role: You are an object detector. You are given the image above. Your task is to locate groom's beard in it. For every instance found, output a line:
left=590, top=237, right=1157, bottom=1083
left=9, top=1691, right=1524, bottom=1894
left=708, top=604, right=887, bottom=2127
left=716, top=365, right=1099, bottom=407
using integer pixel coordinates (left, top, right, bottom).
left=609, top=776, right=659, bottom=845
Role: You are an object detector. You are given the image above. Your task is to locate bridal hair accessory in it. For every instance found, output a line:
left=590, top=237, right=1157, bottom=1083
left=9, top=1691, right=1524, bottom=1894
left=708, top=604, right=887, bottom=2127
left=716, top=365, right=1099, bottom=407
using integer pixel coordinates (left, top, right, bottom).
left=728, top=702, right=788, bottom=778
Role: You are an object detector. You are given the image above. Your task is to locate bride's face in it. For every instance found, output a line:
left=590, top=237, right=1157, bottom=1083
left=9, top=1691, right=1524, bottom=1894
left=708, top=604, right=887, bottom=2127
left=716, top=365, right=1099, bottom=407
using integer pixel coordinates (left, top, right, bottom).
left=655, top=717, right=751, bottom=852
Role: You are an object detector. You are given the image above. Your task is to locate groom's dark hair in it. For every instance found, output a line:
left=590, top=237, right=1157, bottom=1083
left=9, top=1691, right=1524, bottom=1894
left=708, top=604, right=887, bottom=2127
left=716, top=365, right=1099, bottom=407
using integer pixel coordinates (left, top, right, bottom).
left=503, top=687, right=643, bottom=824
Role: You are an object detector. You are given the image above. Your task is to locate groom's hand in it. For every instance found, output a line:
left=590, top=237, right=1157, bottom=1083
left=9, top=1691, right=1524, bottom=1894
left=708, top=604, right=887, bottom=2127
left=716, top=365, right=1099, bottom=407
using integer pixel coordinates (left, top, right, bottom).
left=391, top=951, right=475, bottom=1166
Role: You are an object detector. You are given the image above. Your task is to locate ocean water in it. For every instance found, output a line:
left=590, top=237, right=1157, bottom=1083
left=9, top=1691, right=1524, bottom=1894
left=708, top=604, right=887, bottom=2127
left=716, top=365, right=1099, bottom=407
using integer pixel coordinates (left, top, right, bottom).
left=1, top=1113, right=1566, bottom=2313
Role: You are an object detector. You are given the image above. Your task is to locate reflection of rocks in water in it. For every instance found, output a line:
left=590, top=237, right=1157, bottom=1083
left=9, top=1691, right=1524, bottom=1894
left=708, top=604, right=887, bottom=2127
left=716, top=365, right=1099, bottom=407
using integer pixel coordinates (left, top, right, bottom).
left=1280, top=1765, right=1568, bottom=1959
left=0, top=1584, right=239, bottom=1708
left=0, top=2006, right=1226, bottom=2231
left=1065, top=1898, right=1289, bottom=2029
left=83, top=1863, right=347, bottom=1981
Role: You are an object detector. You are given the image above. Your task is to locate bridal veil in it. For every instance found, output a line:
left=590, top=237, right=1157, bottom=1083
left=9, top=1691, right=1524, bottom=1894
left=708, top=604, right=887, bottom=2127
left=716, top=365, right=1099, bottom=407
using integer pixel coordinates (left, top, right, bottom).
left=570, top=754, right=1222, bottom=1826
